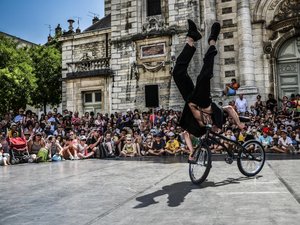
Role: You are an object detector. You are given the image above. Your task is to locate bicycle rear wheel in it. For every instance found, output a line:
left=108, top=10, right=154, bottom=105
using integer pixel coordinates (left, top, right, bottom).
left=237, top=140, right=265, bottom=177
left=189, top=142, right=212, bottom=185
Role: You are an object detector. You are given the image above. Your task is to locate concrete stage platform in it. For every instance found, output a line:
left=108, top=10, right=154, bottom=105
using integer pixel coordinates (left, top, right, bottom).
left=1, top=155, right=300, bottom=225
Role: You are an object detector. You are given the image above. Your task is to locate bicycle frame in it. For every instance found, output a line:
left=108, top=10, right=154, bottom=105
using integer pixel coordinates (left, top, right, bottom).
left=202, top=125, right=244, bottom=159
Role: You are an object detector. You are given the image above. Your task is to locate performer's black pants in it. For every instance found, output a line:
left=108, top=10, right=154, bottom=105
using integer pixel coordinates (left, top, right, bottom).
left=172, top=44, right=218, bottom=136
left=173, top=44, right=217, bottom=108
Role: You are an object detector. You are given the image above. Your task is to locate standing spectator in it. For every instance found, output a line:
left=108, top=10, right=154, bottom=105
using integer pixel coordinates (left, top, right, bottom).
left=235, top=94, right=248, bottom=115
left=254, top=95, right=264, bottom=115
left=266, top=94, right=277, bottom=112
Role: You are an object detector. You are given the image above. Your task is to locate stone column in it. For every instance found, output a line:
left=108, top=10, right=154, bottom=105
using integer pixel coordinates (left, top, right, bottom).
left=237, top=0, right=255, bottom=87
left=204, top=0, right=222, bottom=95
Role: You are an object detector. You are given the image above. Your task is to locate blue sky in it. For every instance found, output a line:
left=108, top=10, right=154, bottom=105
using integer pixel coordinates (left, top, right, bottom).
left=0, top=0, right=104, bottom=44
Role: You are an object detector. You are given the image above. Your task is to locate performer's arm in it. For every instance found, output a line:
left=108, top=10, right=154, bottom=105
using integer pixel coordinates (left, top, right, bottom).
left=222, top=105, right=245, bottom=130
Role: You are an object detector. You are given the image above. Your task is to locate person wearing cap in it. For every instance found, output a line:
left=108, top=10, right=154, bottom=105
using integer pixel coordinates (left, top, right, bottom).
left=76, top=136, right=88, bottom=159
left=271, top=130, right=298, bottom=154
left=172, top=20, right=245, bottom=162
left=120, top=136, right=137, bottom=157
left=164, top=132, right=181, bottom=155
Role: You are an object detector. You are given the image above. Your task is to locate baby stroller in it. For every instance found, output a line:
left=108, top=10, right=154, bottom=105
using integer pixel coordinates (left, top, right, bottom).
left=9, top=137, right=30, bottom=164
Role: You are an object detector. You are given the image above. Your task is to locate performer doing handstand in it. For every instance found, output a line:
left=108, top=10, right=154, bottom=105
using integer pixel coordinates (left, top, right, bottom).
left=172, top=20, right=245, bottom=162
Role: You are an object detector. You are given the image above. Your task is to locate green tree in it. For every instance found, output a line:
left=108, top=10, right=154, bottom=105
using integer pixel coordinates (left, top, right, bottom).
left=29, top=44, right=62, bottom=113
left=0, top=35, right=36, bottom=114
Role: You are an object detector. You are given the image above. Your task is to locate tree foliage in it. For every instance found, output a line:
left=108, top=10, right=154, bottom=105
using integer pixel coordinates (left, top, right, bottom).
left=0, top=35, right=36, bottom=114
left=29, top=45, right=62, bottom=112
left=0, top=34, right=62, bottom=115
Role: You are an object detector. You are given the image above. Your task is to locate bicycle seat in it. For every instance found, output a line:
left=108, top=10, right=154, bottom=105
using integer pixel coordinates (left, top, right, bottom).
left=239, top=116, right=250, bottom=122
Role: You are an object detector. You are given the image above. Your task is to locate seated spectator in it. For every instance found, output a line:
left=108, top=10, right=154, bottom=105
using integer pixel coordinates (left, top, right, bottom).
left=142, top=134, right=153, bottom=156
left=120, top=136, right=137, bottom=157
left=258, top=132, right=273, bottom=151
left=86, top=129, right=102, bottom=158
left=27, top=132, right=46, bottom=162
left=133, top=130, right=142, bottom=156
left=76, top=136, right=88, bottom=159
left=102, top=132, right=115, bottom=157
left=46, top=135, right=63, bottom=161
left=164, top=132, right=181, bottom=155
left=223, top=78, right=240, bottom=96
left=148, top=133, right=165, bottom=156
left=271, top=130, right=295, bottom=153
left=61, top=136, right=78, bottom=160
left=0, top=143, right=10, bottom=166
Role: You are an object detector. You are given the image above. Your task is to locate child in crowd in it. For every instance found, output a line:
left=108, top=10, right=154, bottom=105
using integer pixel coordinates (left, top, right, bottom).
left=164, top=132, right=181, bottom=155
left=0, top=143, right=10, bottom=166
left=120, top=136, right=137, bottom=157
left=148, top=133, right=165, bottom=156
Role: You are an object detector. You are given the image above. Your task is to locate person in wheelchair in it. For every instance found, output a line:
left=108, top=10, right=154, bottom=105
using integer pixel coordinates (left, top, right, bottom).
left=172, top=19, right=245, bottom=162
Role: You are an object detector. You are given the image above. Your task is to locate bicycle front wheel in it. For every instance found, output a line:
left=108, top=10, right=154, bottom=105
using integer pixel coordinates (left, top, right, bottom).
left=189, top=143, right=212, bottom=185
left=237, top=140, right=265, bottom=177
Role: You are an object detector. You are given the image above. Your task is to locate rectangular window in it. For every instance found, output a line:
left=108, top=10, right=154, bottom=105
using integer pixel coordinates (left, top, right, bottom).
left=95, top=92, right=101, bottom=102
left=147, top=0, right=161, bottom=16
left=224, top=45, right=235, bottom=52
left=225, top=70, right=236, bottom=77
left=223, top=32, right=234, bottom=39
left=222, top=7, right=232, bottom=14
left=83, top=91, right=102, bottom=113
left=84, top=93, right=93, bottom=103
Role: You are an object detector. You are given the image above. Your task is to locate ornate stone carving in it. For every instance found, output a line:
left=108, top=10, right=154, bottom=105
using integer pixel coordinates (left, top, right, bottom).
left=273, top=0, right=300, bottom=22
left=263, top=42, right=273, bottom=54
left=142, top=15, right=165, bottom=33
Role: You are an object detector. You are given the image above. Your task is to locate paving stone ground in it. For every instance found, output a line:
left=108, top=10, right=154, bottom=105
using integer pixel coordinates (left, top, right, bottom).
left=1, top=155, right=300, bottom=225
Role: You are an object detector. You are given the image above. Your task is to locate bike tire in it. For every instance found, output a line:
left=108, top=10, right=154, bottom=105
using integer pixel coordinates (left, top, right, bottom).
left=237, top=140, right=265, bottom=177
left=189, top=142, right=212, bottom=185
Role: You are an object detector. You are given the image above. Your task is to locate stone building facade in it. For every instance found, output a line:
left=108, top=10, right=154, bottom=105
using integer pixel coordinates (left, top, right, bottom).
left=61, top=0, right=300, bottom=114
left=60, top=16, right=112, bottom=114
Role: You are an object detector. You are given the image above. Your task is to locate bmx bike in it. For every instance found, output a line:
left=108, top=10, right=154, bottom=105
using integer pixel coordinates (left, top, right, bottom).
left=189, top=124, right=265, bottom=185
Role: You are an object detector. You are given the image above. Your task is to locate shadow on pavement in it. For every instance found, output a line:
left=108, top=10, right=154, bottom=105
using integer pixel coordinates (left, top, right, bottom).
left=134, top=176, right=262, bottom=208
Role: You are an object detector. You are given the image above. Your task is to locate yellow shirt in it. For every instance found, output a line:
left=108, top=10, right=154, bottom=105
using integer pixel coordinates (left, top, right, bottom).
left=165, top=139, right=180, bottom=151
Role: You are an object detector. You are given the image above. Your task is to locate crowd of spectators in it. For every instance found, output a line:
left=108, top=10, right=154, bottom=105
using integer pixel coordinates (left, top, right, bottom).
left=1, top=93, right=300, bottom=166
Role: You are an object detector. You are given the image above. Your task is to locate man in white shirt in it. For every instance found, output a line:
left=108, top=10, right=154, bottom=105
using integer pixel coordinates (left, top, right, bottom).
left=235, top=94, right=248, bottom=115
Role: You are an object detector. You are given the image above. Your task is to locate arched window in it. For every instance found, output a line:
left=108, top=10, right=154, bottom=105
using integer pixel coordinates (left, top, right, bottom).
left=147, top=0, right=161, bottom=16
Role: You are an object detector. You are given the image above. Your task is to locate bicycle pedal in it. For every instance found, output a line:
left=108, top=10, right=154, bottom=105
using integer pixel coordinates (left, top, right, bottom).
left=225, top=156, right=233, bottom=164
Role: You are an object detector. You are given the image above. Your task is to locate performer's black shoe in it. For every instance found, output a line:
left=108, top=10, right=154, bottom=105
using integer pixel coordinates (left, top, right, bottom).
left=187, top=19, right=202, bottom=42
left=208, top=22, right=221, bottom=43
